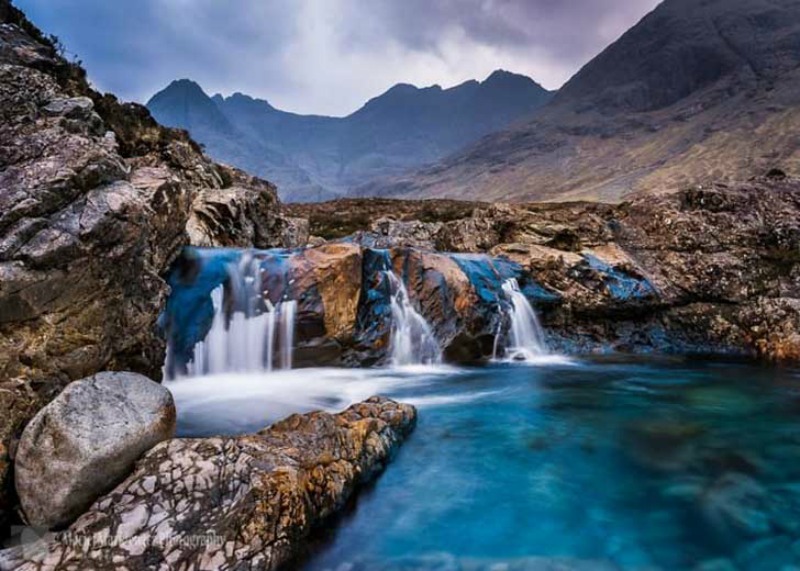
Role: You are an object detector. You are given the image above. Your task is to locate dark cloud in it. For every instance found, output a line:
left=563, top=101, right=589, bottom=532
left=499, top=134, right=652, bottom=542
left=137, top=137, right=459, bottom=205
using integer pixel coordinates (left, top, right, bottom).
left=14, top=0, right=660, bottom=116
left=369, top=0, right=658, bottom=61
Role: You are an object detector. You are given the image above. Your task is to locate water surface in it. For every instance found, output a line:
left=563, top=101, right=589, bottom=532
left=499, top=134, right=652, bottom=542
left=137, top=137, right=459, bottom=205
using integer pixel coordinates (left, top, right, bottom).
left=168, top=358, right=800, bottom=571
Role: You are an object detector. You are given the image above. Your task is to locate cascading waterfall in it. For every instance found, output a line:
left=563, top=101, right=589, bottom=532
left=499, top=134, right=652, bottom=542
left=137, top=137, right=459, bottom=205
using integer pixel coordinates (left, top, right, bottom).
left=500, top=278, right=548, bottom=360
left=280, top=299, right=297, bottom=370
left=384, top=270, right=441, bottom=367
left=177, top=253, right=296, bottom=378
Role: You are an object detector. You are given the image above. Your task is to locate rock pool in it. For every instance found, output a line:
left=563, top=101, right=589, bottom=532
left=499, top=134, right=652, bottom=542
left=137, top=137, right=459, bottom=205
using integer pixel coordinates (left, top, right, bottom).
left=168, top=357, right=800, bottom=570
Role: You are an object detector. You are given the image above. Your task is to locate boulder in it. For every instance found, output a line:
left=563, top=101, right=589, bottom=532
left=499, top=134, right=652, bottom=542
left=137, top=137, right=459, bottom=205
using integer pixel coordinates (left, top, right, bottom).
left=14, top=372, right=176, bottom=530
left=0, top=397, right=416, bottom=571
left=700, top=473, right=772, bottom=540
left=290, top=242, right=364, bottom=342
left=393, top=249, right=507, bottom=362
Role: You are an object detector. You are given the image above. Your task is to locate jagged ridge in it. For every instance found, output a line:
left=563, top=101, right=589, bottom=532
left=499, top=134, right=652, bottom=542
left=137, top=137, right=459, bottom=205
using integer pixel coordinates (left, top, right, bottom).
left=146, top=71, right=553, bottom=202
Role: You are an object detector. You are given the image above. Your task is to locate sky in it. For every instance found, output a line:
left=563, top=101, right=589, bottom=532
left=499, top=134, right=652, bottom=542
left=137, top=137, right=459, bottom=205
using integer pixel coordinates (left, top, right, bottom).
left=15, top=0, right=661, bottom=117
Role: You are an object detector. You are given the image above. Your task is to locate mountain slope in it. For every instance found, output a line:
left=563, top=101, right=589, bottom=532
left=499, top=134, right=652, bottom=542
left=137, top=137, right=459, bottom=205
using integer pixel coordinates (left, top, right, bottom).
left=363, top=0, right=800, bottom=202
left=147, top=72, right=552, bottom=202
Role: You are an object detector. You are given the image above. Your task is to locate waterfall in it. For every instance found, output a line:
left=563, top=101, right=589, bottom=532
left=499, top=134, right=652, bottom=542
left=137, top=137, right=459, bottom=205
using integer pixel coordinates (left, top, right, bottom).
left=385, top=271, right=441, bottom=367
left=177, top=253, right=297, bottom=378
left=501, top=278, right=548, bottom=360
left=280, top=300, right=297, bottom=370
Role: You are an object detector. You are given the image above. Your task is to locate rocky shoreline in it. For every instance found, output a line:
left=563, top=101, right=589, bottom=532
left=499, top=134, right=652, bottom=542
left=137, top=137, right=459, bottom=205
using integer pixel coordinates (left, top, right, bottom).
left=1, top=395, right=415, bottom=571
left=0, top=1, right=307, bottom=531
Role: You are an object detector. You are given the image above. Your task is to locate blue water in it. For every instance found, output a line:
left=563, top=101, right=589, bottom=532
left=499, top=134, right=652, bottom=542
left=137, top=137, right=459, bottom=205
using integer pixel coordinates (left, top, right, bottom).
left=171, top=358, right=800, bottom=571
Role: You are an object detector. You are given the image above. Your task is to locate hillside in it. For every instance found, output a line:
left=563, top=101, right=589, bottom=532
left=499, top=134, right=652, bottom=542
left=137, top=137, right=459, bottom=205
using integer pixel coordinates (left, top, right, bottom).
left=361, top=0, right=800, bottom=202
left=147, top=71, right=552, bottom=202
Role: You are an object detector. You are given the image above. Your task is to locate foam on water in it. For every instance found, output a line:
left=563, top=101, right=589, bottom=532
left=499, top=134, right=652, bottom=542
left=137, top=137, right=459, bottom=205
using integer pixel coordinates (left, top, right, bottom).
left=166, top=365, right=462, bottom=436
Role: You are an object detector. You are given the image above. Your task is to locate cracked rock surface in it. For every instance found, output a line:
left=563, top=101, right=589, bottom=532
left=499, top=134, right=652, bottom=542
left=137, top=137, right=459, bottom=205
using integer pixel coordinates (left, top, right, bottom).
left=0, top=397, right=417, bottom=571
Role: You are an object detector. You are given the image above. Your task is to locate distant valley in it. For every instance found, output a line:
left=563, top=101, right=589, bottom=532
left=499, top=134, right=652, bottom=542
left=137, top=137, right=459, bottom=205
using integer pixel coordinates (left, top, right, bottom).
left=148, top=0, right=800, bottom=205
left=147, top=71, right=552, bottom=202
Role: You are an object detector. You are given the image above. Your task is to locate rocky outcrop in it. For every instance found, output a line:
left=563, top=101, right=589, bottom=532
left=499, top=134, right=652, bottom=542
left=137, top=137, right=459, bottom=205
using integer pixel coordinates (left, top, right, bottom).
left=187, top=169, right=299, bottom=249
left=14, top=372, right=175, bottom=530
left=0, top=397, right=417, bottom=571
left=162, top=242, right=522, bottom=370
left=288, top=177, right=800, bottom=361
left=0, top=3, right=295, bottom=530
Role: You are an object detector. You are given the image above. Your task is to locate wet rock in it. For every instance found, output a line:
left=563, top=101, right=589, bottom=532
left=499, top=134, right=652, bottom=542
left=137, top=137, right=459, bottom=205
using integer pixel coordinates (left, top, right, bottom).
left=14, top=372, right=175, bottom=530
left=624, top=418, right=704, bottom=472
left=0, top=397, right=416, bottom=571
left=293, top=177, right=800, bottom=361
left=290, top=242, right=364, bottom=364
left=700, top=473, right=772, bottom=540
left=393, top=249, right=491, bottom=362
left=734, top=535, right=799, bottom=571
left=163, top=244, right=522, bottom=368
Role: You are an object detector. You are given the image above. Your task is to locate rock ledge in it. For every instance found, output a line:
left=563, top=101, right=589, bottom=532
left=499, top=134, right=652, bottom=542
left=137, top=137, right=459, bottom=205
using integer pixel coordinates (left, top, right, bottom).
left=0, top=396, right=416, bottom=571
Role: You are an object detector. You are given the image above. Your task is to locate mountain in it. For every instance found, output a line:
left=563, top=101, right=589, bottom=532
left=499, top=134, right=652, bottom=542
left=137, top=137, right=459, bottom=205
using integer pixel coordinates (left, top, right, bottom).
left=363, top=0, right=800, bottom=202
left=147, top=71, right=552, bottom=202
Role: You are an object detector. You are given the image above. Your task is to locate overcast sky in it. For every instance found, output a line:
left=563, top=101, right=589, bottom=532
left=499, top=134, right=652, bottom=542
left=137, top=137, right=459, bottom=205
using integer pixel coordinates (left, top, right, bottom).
left=16, top=0, right=661, bottom=116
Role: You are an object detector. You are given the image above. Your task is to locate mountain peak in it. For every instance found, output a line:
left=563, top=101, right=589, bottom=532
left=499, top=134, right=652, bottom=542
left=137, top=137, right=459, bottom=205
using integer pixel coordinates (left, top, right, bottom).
left=146, top=70, right=552, bottom=201
left=484, top=69, right=522, bottom=83
left=481, top=69, right=549, bottom=95
left=147, top=78, right=234, bottom=136
left=366, top=0, right=800, bottom=204
left=162, top=78, right=207, bottom=97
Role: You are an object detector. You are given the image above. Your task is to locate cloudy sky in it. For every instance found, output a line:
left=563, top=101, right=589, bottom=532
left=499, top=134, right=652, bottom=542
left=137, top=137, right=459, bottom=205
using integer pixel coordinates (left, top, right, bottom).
left=16, top=0, right=661, bottom=116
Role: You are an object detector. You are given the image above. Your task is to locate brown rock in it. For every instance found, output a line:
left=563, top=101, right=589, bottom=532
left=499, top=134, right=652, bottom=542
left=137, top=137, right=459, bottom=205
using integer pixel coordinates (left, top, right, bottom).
left=0, top=397, right=417, bottom=571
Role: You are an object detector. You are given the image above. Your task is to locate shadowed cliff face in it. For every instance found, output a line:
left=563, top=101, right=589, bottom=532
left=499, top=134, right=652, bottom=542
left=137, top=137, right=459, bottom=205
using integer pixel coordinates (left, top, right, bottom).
left=362, top=0, right=800, bottom=203
left=146, top=72, right=553, bottom=202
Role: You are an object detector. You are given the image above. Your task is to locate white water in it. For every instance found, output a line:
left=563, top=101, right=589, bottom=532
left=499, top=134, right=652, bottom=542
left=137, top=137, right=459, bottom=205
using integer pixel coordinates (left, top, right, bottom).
left=280, top=300, right=297, bottom=370
left=385, top=271, right=442, bottom=367
left=165, top=365, right=467, bottom=436
left=501, top=278, right=548, bottom=361
left=180, top=254, right=297, bottom=377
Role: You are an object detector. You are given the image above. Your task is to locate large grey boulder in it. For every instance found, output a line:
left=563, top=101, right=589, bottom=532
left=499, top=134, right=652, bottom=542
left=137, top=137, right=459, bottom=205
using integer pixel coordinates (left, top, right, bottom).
left=14, top=372, right=176, bottom=530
